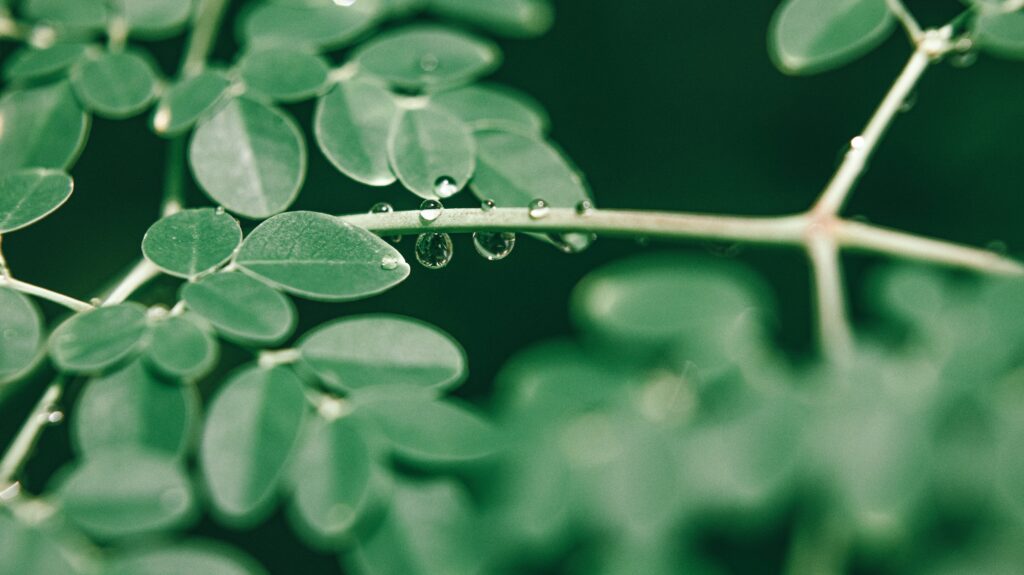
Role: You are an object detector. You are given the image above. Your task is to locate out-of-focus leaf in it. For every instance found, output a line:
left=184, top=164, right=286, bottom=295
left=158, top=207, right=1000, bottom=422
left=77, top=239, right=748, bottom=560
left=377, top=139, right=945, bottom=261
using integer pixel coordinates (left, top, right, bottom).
left=314, top=79, right=399, bottom=186
left=200, top=366, right=307, bottom=526
left=427, top=0, right=554, bottom=38
left=189, top=97, right=307, bottom=219
left=141, top=208, right=242, bottom=279
left=0, top=512, right=93, bottom=575
left=152, top=70, right=231, bottom=136
left=387, top=105, right=475, bottom=199
left=235, top=211, right=410, bottom=301
left=180, top=272, right=296, bottom=346
left=238, top=47, right=329, bottom=102
left=0, top=288, right=44, bottom=385
left=768, top=0, right=894, bottom=75
left=4, top=43, right=89, bottom=81
left=0, top=169, right=73, bottom=233
left=0, top=81, right=90, bottom=172
left=239, top=0, right=382, bottom=51
left=70, top=51, right=158, bottom=118
left=71, top=360, right=199, bottom=457
left=145, top=315, right=219, bottom=379
left=357, top=397, right=498, bottom=463
left=106, top=540, right=268, bottom=575
left=22, top=0, right=108, bottom=30
left=49, top=303, right=149, bottom=373
left=471, top=130, right=588, bottom=208
left=975, top=9, right=1024, bottom=59
left=121, top=0, right=193, bottom=38
left=431, top=83, right=548, bottom=133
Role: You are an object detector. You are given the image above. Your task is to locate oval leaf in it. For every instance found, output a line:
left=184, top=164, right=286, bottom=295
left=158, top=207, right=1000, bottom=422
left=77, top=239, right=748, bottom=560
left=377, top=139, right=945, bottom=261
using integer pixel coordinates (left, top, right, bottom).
left=353, top=24, right=500, bottom=91
left=314, top=79, right=399, bottom=186
left=142, top=207, right=242, bottom=278
left=240, top=1, right=381, bottom=51
left=0, top=513, right=90, bottom=575
left=122, top=0, right=192, bottom=37
left=431, top=83, right=548, bottom=133
left=180, top=271, right=296, bottom=346
left=0, top=287, right=44, bottom=385
left=288, top=416, right=374, bottom=544
left=298, top=314, right=466, bottom=393
left=145, top=315, right=219, bottom=379
left=388, top=105, right=475, bottom=199
left=769, top=0, right=895, bottom=75
left=471, top=130, right=590, bottom=208
left=0, top=169, right=73, bottom=233
left=22, top=0, right=108, bottom=30
left=239, top=47, right=329, bottom=102
left=427, top=0, right=554, bottom=38
left=55, top=448, right=196, bottom=539
left=49, top=303, right=148, bottom=373
left=153, top=70, right=231, bottom=136
left=0, top=81, right=89, bottom=172
left=189, top=97, right=307, bottom=219
left=201, top=365, right=307, bottom=526
left=358, top=397, right=498, bottom=463
left=4, top=42, right=89, bottom=81
left=107, top=541, right=267, bottom=575
left=72, top=359, right=199, bottom=457
left=235, top=211, right=410, bottom=301
left=70, top=50, right=158, bottom=118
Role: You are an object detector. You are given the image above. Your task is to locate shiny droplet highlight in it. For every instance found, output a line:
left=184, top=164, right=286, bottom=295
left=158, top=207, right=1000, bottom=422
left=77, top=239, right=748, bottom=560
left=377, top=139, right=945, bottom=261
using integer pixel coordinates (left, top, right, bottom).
left=473, top=232, right=516, bottom=261
left=434, top=176, right=459, bottom=199
left=415, top=233, right=453, bottom=269
left=528, top=199, right=550, bottom=220
left=419, top=199, right=443, bottom=223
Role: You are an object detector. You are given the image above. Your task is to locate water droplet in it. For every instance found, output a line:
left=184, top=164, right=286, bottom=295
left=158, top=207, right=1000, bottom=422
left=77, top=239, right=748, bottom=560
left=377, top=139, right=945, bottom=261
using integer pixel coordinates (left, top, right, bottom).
left=480, top=199, right=496, bottom=212
left=899, top=91, right=918, bottom=113
left=850, top=135, right=866, bottom=150
left=575, top=200, right=594, bottom=215
left=415, top=233, right=453, bottom=270
left=549, top=233, right=595, bottom=254
left=388, top=235, right=403, bottom=244
left=951, top=51, right=977, bottom=68
left=433, top=176, right=459, bottom=199
left=89, top=297, right=103, bottom=307
left=528, top=199, right=550, bottom=220
left=380, top=256, right=400, bottom=270
left=419, top=200, right=443, bottom=223
left=369, top=202, right=393, bottom=214
left=420, top=53, right=439, bottom=72
left=473, top=232, right=516, bottom=261
left=215, top=206, right=226, bottom=215
left=46, top=410, right=64, bottom=425
left=0, top=482, right=21, bottom=502
left=153, top=107, right=171, bottom=133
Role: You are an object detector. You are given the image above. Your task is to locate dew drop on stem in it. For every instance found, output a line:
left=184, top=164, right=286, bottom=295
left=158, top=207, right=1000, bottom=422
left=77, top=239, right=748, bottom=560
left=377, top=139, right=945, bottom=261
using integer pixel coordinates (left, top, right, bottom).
left=380, top=256, right=400, bottom=270
left=575, top=200, right=594, bottom=216
left=434, top=176, right=458, bottom=199
left=415, top=232, right=453, bottom=269
left=370, top=202, right=393, bottom=214
left=419, top=199, right=443, bottom=223
left=481, top=199, right=496, bottom=212
left=528, top=199, right=550, bottom=220
left=473, top=232, right=516, bottom=261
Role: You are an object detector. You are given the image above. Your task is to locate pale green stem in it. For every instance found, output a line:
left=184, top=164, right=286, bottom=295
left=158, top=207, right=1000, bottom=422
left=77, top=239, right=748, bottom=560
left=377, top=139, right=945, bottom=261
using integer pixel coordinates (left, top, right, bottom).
left=887, top=0, right=923, bottom=41
left=181, top=0, right=230, bottom=78
left=0, top=277, right=93, bottom=312
left=0, top=379, right=64, bottom=487
left=807, top=232, right=854, bottom=362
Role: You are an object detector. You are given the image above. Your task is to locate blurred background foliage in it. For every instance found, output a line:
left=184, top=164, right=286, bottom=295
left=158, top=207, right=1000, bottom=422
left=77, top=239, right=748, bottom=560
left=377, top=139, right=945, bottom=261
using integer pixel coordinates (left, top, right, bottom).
left=2, top=0, right=1024, bottom=573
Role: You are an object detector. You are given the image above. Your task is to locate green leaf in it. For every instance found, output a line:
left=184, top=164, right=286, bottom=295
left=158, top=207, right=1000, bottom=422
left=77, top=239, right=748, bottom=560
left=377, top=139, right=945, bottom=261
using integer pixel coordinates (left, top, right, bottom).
left=431, top=83, right=548, bottom=133
left=180, top=272, right=296, bottom=346
left=427, top=0, right=554, bottom=38
left=189, top=97, right=307, bottom=219
left=4, top=43, right=90, bottom=81
left=388, top=105, right=475, bottom=199
left=0, top=287, right=44, bottom=385
left=348, top=478, right=483, bottom=575
left=0, top=513, right=91, bottom=575
left=55, top=448, right=196, bottom=539
left=145, top=315, right=219, bottom=379
left=200, top=365, right=307, bottom=526
left=0, top=169, right=73, bottom=234
left=353, top=24, right=501, bottom=91
left=71, top=359, right=199, bottom=457
left=298, top=314, right=466, bottom=394
left=121, top=0, right=193, bottom=38
left=141, top=208, right=242, bottom=279
left=153, top=70, right=231, bottom=137
left=288, top=416, right=374, bottom=544
left=49, top=303, right=149, bottom=373
left=0, top=81, right=89, bottom=172
left=314, top=79, right=400, bottom=186
left=975, top=9, right=1024, bottom=59
left=471, top=130, right=589, bottom=208
left=358, top=397, right=498, bottom=463
left=106, top=541, right=268, bottom=575
left=769, top=0, right=895, bottom=75
left=240, top=0, right=382, bottom=51
left=22, top=0, right=108, bottom=30
left=239, top=47, right=329, bottom=102
left=70, top=51, right=159, bottom=118
left=235, top=211, right=410, bottom=301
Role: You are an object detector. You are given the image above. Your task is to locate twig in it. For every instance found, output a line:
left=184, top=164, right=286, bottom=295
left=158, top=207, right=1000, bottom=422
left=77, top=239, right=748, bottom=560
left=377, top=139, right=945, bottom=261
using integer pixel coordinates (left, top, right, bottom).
left=0, top=277, right=93, bottom=312
left=181, top=0, right=230, bottom=78
left=0, top=379, right=64, bottom=486
left=807, top=233, right=854, bottom=362
left=101, top=258, right=161, bottom=306
left=886, top=0, right=923, bottom=42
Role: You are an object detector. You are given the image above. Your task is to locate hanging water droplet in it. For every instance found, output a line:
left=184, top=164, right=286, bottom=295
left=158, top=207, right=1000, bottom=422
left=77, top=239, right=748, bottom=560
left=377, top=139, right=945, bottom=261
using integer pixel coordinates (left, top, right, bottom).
left=369, top=202, right=393, bottom=214
left=899, top=91, right=918, bottom=113
left=46, top=410, right=64, bottom=425
left=528, top=199, right=550, bottom=220
left=575, top=200, right=594, bottom=215
left=480, top=199, right=496, bottom=212
left=473, top=232, right=516, bottom=261
left=549, top=233, right=595, bottom=254
left=419, top=199, right=443, bottom=223
left=415, top=233, right=453, bottom=269
left=215, top=206, right=226, bottom=215
left=951, top=51, right=978, bottom=68
left=434, top=176, right=459, bottom=199
left=380, top=256, right=400, bottom=271
left=420, top=53, right=440, bottom=72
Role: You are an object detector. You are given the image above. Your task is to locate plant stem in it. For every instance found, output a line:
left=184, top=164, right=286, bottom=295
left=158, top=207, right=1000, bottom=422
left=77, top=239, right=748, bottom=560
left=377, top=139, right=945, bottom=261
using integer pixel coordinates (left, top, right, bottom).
left=0, top=379, right=63, bottom=486
left=0, top=277, right=93, bottom=312
left=807, top=233, right=854, bottom=362
left=181, top=0, right=230, bottom=78
left=101, top=258, right=161, bottom=306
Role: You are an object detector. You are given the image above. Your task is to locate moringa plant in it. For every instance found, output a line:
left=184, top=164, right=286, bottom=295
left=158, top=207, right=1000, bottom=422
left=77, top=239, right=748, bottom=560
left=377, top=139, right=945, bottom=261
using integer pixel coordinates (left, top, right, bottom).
left=1, top=0, right=1024, bottom=573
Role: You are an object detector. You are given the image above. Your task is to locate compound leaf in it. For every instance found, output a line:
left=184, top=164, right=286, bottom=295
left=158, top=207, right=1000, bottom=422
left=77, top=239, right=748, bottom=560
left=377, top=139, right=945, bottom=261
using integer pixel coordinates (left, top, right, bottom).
left=49, top=303, right=149, bottom=373
left=142, top=207, right=242, bottom=279
left=0, top=169, right=73, bottom=233
left=298, top=314, right=466, bottom=394
left=314, top=79, right=399, bottom=186
left=200, top=365, right=307, bottom=526
left=180, top=272, right=296, bottom=346
left=388, top=105, right=475, bottom=199
left=189, top=97, right=307, bottom=219
left=769, top=0, right=895, bottom=75
left=0, top=81, right=89, bottom=172
left=70, top=50, right=158, bottom=118
left=235, top=211, right=410, bottom=302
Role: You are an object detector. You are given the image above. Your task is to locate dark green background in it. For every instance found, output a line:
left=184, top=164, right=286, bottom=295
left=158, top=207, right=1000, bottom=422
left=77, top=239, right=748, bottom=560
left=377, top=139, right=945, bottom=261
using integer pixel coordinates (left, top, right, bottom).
left=3, top=0, right=1023, bottom=572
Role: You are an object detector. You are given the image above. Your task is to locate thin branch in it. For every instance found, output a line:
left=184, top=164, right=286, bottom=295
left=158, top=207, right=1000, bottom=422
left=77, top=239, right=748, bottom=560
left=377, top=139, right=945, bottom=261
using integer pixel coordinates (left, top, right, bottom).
left=339, top=208, right=810, bottom=245
left=837, top=220, right=1024, bottom=276
left=807, top=234, right=854, bottom=363
left=181, top=0, right=230, bottom=78
left=812, top=44, right=934, bottom=217
left=0, top=379, right=64, bottom=485
left=886, top=0, right=923, bottom=41
left=101, top=259, right=161, bottom=306
left=0, top=277, right=93, bottom=312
